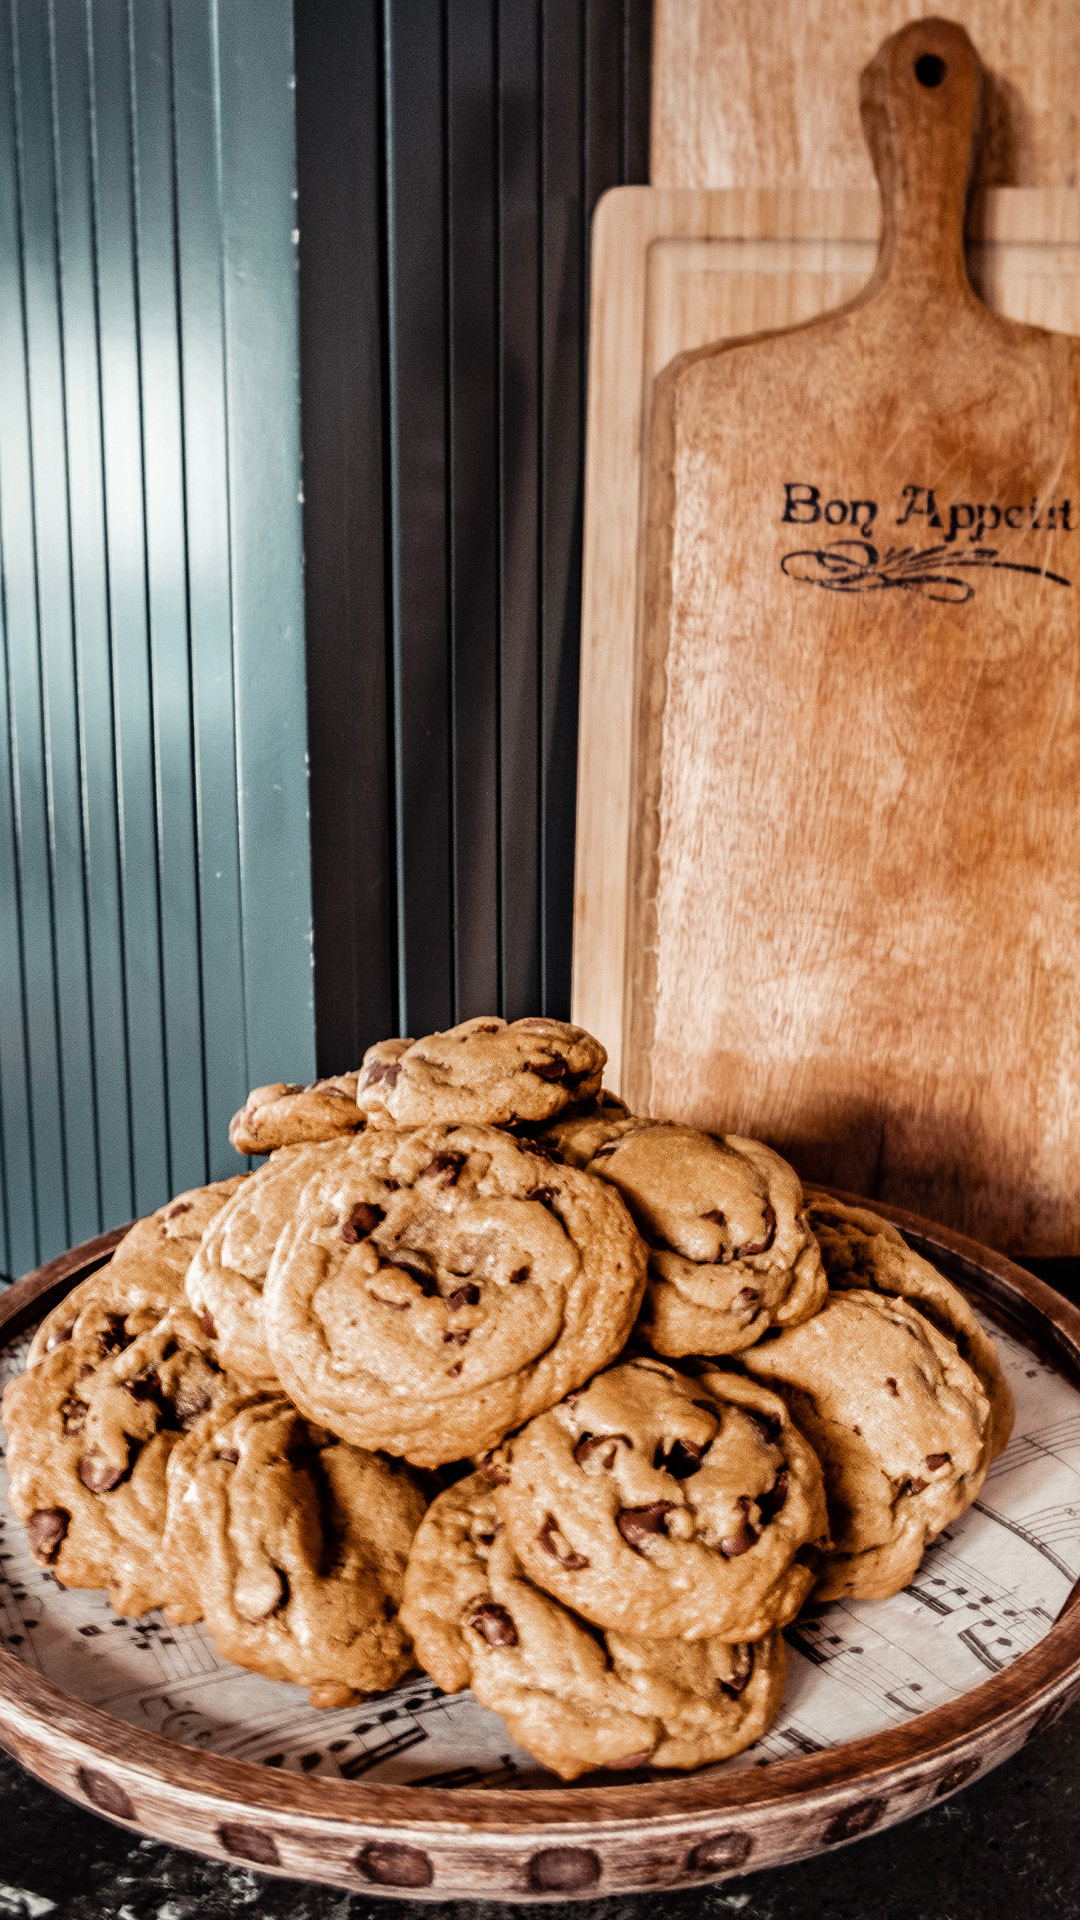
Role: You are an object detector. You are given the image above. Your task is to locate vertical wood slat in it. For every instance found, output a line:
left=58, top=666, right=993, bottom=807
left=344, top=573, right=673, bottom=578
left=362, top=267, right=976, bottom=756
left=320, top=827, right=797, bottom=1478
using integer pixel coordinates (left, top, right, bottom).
left=298, top=0, right=651, bottom=1070
left=0, top=0, right=312, bottom=1274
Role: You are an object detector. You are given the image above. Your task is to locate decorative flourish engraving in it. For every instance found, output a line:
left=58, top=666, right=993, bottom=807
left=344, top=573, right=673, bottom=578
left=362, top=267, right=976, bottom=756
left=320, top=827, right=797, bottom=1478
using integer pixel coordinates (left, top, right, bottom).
left=780, top=538, right=1071, bottom=604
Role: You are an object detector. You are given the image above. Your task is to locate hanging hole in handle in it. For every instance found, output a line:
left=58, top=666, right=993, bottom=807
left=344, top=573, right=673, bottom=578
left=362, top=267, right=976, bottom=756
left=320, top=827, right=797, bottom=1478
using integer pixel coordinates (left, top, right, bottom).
left=914, top=53, right=947, bottom=88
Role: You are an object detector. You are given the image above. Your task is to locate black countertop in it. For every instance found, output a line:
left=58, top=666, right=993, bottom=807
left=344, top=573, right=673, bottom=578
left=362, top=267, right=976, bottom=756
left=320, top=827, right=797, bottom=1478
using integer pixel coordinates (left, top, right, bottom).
left=1, top=1697, right=1077, bottom=1920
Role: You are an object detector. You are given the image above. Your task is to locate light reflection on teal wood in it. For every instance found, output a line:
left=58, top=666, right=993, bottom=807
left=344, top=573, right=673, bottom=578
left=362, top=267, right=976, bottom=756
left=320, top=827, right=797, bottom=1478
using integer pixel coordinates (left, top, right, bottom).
left=51, top=0, right=136, bottom=1236
left=0, top=0, right=312, bottom=1270
left=219, top=0, right=314, bottom=1096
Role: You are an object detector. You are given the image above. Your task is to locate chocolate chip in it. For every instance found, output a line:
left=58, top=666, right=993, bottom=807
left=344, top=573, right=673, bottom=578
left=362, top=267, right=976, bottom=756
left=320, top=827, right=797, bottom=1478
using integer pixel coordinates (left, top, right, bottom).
left=719, top=1497, right=759, bottom=1558
left=735, top=1287, right=760, bottom=1306
left=758, top=1468, right=789, bottom=1522
left=46, top=1319, right=76, bottom=1352
left=341, top=1201, right=385, bottom=1243
left=199, top=1309, right=218, bottom=1340
left=472, top=1022, right=502, bottom=1034
left=538, top=1513, right=591, bottom=1569
left=719, top=1651, right=753, bottom=1699
left=654, top=1438, right=705, bottom=1480
left=606, top=1748, right=654, bottom=1770
left=60, top=1396, right=86, bottom=1435
left=509, top=1265, right=530, bottom=1284
left=906, top=1477, right=928, bottom=1495
left=216, top=1447, right=240, bottom=1464
left=78, top=1448, right=129, bottom=1494
left=885, top=1377, right=899, bottom=1396
left=443, top=1330, right=471, bottom=1346
left=467, top=1602, right=519, bottom=1647
left=164, top=1200, right=192, bottom=1220
left=364, top=1059, right=401, bottom=1088
left=26, top=1507, right=69, bottom=1563
left=576, top=1433, right=631, bottom=1470
left=447, top=1362, right=463, bottom=1378
left=616, top=1502, right=675, bottom=1551
left=421, top=1151, right=466, bottom=1185
left=478, top=1451, right=510, bottom=1485
left=528, top=1058, right=568, bottom=1081
left=447, top=1283, right=480, bottom=1310
left=97, top=1314, right=133, bottom=1357
left=174, top=1382, right=213, bottom=1429
left=701, top=1208, right=726, bottom=1226
left=735, top=1203, right=776, bottom=1259
left=925, top=1453, right=950, bottom=1470
left=529, top=1187, right=558, bottom=1208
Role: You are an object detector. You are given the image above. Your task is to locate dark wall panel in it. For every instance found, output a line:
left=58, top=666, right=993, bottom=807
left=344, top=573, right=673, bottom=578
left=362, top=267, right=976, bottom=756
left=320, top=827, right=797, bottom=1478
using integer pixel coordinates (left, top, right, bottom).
left=297, top=0, right=651, bottom=1068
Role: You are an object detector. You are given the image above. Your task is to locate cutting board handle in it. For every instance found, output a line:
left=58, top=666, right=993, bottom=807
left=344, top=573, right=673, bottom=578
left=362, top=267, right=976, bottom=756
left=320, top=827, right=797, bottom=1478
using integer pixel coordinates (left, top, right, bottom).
left=859, top=17, right=981, bottom=304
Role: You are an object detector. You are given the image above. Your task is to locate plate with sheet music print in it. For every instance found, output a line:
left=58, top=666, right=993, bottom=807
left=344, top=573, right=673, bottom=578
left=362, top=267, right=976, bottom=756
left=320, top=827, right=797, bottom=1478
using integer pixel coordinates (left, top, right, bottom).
left=0, top=1200, right=1077, bottom=1902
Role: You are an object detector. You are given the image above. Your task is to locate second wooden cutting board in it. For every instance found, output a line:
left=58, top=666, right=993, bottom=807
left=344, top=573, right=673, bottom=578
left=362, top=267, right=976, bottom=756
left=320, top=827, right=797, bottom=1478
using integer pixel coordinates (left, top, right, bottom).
left=613, top=18, right=1080, bottom=1255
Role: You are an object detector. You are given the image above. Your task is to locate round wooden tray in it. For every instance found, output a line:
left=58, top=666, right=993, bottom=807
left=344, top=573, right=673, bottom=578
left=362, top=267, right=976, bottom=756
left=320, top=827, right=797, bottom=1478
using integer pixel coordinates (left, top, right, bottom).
left=0, top=1199, right=1078, bottom=1903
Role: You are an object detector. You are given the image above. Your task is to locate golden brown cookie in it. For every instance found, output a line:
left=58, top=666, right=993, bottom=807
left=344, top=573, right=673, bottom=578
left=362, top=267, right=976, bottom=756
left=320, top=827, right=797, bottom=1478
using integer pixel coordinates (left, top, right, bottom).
left=228, top=1074, right=364, bottom=1156
left=163, top=1392, right=427, bottom=1705
left=804, top=1189, right=1015, bottom=1458
left=3, top=1304, right=235, bottom=1617
left=579, top=1125, right=826, bottom=1356
left=185, top=1142, right=352, bottom=1384
left=355, top=1017, right=606, bottom=1129
left=488, top=1356, right=827, bottom=1640
left=401, top=1473, right=785, bottom=1780
left=28, top=1176, right=247, bottom=1368
left=262, top=1123, right=647, bottom=1466
left=741, top=1289, right=993, bottom=1601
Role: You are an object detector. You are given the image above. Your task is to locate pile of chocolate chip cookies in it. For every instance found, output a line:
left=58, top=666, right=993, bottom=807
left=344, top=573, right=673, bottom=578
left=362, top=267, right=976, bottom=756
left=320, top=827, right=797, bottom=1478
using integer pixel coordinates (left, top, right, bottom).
left=1, top=1015, right=1015, bottom=1780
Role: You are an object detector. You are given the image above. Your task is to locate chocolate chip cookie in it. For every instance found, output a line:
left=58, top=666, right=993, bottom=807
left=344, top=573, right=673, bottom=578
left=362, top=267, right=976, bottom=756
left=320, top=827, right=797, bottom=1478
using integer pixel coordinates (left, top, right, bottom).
left=355, top=1017, right=606, bottom=1129
left=229, top=1074, right=364, bottom=1156
left=401, top=1472, right=785, bottom=1779
left=804, top=1189, right=1015, bottom=1457
left=3, top=1304, right=234, bottom=1617
left=488, top=1356, right=827, bottom=1640
left=578, top=1124, right=826, bottom=1356
left=262, top=1123, right=647, bottom=1467
left=186, top=1142, right=352, bottom=1384
left=741, top=1289, right=993, bottom=1601
left=28, top=1176, right=248, bottom=1368
left=163, top=1392, right=427, bottom=1705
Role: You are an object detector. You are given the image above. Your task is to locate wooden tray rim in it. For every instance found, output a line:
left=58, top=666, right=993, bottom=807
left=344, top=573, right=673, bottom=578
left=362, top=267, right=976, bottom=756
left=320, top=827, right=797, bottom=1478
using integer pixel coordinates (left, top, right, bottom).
left=0, top=1200, right=1077, bottom=1852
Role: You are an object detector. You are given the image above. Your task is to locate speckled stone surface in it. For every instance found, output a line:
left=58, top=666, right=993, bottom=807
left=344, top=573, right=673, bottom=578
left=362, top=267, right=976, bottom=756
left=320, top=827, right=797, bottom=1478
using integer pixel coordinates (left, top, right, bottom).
left=0, top=1699, right=1077, bottom=1919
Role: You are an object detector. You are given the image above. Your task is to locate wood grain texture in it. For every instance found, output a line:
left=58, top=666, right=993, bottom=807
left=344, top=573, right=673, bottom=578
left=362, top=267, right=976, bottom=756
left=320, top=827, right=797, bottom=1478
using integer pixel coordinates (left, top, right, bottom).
left=651, top=0, right=1080, bottom=191
left=575, top=22, right=1080, bottom=1254
left=0, top=1213, right=1077, bottom=1897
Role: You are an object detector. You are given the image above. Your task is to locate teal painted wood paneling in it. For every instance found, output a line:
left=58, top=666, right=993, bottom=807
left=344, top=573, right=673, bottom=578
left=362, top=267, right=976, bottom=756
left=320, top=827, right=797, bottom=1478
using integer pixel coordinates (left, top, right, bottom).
left=0, top=0, right=313, bottom=1276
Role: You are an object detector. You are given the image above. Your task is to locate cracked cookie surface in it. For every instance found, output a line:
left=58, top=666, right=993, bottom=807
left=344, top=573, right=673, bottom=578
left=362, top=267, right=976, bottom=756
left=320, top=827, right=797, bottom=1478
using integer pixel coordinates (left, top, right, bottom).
left=741, top=1288, right=993, bottom=1601
left=262, top=1123, right=647, bottom=1466
left=401, top=1472, right=785, bottom=1779
left=3, top=1303, right=236, bottom=1617
left=355, top=1017, right=606, bottom=1129
left=579, top=1125, right=826, bottom=1356
left=163, top=1392, right=427, bottom=1704
left=186, top=1142, right=352, bottom=1385
left=28, top=1176, right=248, bottom=1369
left=804, top=1189, right=1014, bottom=1458
left=488, top=1356, right=827, bottom=1640
left=229, top=1074, right=365, bottom=1156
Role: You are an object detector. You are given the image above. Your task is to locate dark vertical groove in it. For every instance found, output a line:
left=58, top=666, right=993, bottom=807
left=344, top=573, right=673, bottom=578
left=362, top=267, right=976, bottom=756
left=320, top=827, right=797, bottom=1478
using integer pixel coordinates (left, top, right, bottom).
left=164, top=0, right=208, bottom=1173
left=123, top=0, right=172, bottom=1184
left=299, top=0, right=651, bottom=1061
left=83, top=0, right=137, bottom=1218
left=46, top=0, right=103, bottom=1229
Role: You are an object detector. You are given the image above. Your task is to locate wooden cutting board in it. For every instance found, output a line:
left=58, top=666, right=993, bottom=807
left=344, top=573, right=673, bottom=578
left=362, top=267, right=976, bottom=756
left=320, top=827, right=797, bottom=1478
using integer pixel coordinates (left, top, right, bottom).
left=576, top=18, right=1080, bottom=1257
